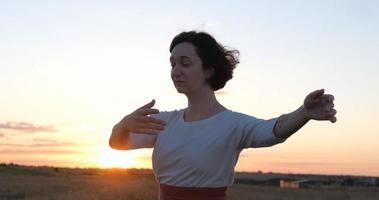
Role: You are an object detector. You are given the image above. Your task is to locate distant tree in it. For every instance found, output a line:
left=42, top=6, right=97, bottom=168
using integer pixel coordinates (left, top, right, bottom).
left=376, top=178, right=379, bottom=187
left=343, top=177, right=355, bottom=186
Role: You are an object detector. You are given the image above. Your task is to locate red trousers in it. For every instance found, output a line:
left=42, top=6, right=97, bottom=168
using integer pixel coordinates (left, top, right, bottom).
left=159, top=184, right=227, bottom=200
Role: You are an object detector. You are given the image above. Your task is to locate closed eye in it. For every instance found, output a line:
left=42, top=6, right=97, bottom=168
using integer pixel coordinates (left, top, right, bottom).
left=169, top=57, right=175, bottom=68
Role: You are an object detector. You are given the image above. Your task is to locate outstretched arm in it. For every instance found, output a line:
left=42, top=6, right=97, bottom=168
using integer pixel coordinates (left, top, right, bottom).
left=273, top=89, right=337, bottom=139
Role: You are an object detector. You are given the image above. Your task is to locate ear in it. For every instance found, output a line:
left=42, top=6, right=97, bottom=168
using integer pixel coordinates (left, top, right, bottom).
left=204, top=67, right=214, bottom=79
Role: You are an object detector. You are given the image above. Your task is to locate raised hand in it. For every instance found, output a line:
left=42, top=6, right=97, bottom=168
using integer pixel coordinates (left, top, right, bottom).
left=303, top=89, right=337, bottom=123
left=118, top=99, right=167, bottom=134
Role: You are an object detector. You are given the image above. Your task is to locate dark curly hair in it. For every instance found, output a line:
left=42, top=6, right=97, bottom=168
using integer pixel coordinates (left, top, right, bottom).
left=169, top=31, right=240, bottom=91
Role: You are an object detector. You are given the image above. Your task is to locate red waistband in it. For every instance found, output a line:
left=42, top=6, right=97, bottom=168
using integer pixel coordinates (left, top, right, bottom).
left=159, top=184, right=227, bottom=200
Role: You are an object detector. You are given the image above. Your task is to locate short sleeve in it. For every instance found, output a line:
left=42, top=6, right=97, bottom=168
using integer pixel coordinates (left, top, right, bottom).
left=236, top=113, right=287, bottom=150
left=126, top=111, right=173, bottom=150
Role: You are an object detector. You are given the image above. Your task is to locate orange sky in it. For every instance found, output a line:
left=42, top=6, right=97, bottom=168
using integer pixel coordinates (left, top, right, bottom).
left=1, top=1, right=379, bottom=177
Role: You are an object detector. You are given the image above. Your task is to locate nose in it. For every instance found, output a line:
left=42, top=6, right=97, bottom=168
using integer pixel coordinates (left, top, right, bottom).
left=171, top=66, right=182, bottom=78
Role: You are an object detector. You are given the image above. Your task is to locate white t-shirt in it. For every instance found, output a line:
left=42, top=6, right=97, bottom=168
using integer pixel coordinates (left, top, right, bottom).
left=126, top=108, right=287, bottom=187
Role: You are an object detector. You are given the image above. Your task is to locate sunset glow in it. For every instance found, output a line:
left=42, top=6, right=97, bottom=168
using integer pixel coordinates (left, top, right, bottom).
left=1, top=1, right=378, bottom=177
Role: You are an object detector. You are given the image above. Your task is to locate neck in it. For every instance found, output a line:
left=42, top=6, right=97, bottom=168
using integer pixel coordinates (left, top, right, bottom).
left=184, top=87, right=226, bottom=121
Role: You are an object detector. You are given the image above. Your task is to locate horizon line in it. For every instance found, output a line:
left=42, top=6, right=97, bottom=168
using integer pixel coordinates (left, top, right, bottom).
left=2, top=162, right=378, bottom=178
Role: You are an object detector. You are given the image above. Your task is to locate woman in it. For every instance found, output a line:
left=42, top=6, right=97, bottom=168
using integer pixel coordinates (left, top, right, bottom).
left=109, top=31, right=337, bottom=200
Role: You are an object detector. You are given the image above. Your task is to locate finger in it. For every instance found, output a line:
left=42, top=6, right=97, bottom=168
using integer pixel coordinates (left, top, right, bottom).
left=139, top=108, right=160, bottom=116
left=134, top=128, right=161, bottom=135
left=329, top=116, right=337, bottom=123
left=139, top=123, right=165, bottom=131
left=326, top=94, right=334, bottom=102
left=137, top=116, right=167, bottom=126
left=323, top=103, right=334, bottom=112
left=328, top=109, right=337, bottom=116
left=308, top=89, right=324, bottom=100
left=323, top=94, right=334, bottom=102
left=140, top=99, right=156, bottom=109
left=149, top=117, right=167, bottom=125
left=134, top=115, right=149, bottom=122
left=321, top=94, right=334, bottom=104
left=133, top=117, right=166, bottom=129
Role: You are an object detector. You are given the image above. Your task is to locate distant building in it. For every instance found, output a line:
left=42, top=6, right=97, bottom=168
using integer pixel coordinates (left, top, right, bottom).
left=280, top=179, right=312, bottom=188
left=280, top=179, right=305, bottom=188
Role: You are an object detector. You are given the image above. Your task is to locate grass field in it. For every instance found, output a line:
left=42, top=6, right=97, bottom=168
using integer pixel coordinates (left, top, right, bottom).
left=1, top=165, right=378, bottom=200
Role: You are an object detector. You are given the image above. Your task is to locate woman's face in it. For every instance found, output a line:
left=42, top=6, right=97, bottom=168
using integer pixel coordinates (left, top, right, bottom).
left=170, top=42, right=213, bottom=94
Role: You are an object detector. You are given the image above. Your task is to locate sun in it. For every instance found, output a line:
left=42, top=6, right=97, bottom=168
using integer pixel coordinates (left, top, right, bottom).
left=96, top=146, right=138, bottom=168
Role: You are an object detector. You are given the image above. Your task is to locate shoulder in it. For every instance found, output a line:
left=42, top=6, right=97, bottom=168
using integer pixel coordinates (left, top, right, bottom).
left=224, top=110, right=260, bottom=123
left=150, top=109, right=184, bottom=122
left=223, top=111, right=272, bottom=132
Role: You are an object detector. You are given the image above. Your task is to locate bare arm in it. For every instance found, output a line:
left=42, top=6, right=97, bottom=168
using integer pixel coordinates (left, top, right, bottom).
left=273, top=89, right=337, bottom=139
left=273, top=106, right=310, bottom=139
left=109, top=122, right=130, bottom=150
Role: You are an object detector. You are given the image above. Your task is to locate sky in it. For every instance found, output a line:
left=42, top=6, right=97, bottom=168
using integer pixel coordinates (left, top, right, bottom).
left=1, top=0, right=378, bottom=177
